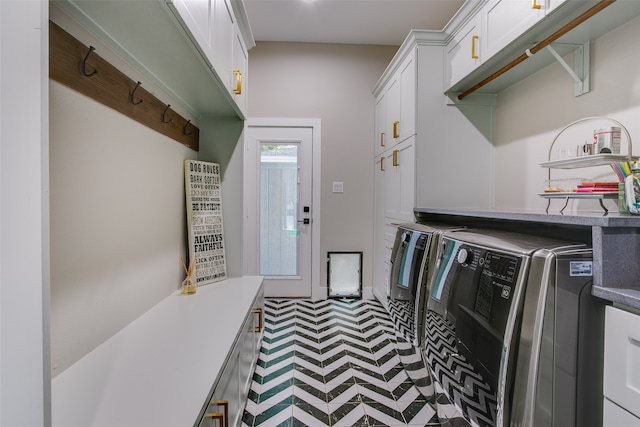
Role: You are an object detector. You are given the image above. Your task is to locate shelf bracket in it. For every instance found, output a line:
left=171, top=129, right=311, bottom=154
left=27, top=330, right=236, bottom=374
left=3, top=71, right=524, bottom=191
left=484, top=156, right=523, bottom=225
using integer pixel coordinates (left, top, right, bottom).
left=545, top=42, right=590, bottom=97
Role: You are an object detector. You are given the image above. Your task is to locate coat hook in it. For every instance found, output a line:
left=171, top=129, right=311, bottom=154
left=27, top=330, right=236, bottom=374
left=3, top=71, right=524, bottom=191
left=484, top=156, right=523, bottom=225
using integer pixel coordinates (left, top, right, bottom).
left=81, top=45, right=98, bottom=77
left=130, top=81, right=143, bottom=105
left=183, top=120, right=192, bottom=136
left=162, top=104, right=173, bottom=124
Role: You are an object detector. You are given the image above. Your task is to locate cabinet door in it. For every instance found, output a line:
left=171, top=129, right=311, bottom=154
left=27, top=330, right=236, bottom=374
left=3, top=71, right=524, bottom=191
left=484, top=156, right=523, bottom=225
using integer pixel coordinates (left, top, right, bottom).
left=232, top=27, right=248, bottom=113
left=373, top=156, right=388, bottom=302
left=604, top=306, right=640, bottom=419
left=604, top=398, right=640, bottom=427
left=385, top=77, right=401, bottom=148
left=482, top=0, right=544, bottom=59
left=446, top=13, right=482, bottom=88
left=212, top=0, right=234, bottom=83
left=171, top=0, right=213, bottom=64
left=397, top=137, right=415, bottom=221
left=384, top=137, right=415, bottom=221
left=200, top=345, right=241, bottom=427
left=374, top=93, right=387, bottom=157
left=398, top=54, right=415, bottom=142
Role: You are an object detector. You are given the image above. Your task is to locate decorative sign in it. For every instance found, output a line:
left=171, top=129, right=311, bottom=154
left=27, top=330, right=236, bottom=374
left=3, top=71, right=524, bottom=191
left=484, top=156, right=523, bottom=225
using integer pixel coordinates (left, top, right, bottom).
left=184, top=160, right=226, bottom=286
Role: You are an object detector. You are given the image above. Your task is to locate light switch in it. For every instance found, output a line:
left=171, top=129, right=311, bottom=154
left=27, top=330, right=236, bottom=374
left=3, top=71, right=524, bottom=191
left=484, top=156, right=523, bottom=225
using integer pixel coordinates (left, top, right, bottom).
left=332, top=181, right=344, bottom=193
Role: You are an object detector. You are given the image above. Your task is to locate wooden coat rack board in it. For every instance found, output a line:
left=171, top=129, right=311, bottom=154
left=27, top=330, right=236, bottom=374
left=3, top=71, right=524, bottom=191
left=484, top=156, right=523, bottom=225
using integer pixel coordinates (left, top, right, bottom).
left=49, top=21, right=199, bottom=151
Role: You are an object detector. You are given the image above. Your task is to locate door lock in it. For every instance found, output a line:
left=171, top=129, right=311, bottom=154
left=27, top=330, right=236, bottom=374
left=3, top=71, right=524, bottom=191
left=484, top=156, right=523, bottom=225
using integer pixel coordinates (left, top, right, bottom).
left=297, top=218, right=310, bottom=224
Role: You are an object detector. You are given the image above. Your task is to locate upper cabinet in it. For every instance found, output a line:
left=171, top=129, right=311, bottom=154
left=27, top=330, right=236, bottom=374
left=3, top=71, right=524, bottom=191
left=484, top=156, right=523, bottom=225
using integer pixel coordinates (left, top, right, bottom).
left=445, top=13, right=482, bottom=89
left=445, top=0, right=640, bottom=99
left=52, top=0, right=254, bottom=120
left=373, top=53, right=416, bottom=156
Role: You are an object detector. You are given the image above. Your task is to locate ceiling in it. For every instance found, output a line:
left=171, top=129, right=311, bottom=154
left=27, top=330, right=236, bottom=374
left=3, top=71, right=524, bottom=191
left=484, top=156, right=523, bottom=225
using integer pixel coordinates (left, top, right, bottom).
left=243, top=0, right=466, bottom=46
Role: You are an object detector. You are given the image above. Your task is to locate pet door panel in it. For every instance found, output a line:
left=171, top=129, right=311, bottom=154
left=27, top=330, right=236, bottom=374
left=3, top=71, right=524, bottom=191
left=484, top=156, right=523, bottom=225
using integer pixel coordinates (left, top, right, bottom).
left=327, top=252, right=362, bottom=298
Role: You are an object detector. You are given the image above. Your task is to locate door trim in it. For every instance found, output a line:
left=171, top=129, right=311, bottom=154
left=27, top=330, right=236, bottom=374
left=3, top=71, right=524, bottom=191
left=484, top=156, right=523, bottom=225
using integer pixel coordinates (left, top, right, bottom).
left=243, top=118, right=322, bottom=300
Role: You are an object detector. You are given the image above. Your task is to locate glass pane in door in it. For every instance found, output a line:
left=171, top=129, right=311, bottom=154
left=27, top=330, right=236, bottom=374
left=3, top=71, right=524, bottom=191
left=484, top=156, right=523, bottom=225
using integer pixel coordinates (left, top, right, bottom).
left=259, top=144, right=299, bottom=276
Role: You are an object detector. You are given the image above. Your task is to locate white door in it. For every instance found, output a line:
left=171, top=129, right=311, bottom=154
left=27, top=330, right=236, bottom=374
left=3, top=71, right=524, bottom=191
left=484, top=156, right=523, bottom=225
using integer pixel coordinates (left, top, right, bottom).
left=244, top=121, right=318, bottom=297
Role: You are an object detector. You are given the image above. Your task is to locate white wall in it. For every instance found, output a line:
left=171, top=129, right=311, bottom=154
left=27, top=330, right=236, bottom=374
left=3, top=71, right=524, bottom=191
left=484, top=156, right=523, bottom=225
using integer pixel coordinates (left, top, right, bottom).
left=494, top=15, right=640, bottom=212
left=1, top=1, right=50, bottom=425
left=49, top=9, right=197, bottom=376
left=247, top=42, right=397, bottom=297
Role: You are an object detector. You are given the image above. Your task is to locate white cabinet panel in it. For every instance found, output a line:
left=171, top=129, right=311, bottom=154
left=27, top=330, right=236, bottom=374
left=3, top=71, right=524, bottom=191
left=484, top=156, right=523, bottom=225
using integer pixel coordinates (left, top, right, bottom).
left=374, top=93, right=387, bottom=157
left=232, top=27, right=248, bottom=114
left=386, top=77, right=401, bottom=145
left=604, top=305, right=640, bottom=419
left=399, top=55, right=416, bottom=143
left=212, top=0, right=234, bottom=82
left=384, top=137, right=415, bottom=221
left=482, top=0, right=544, bottom=59
left=172, top=0, right=213, bottom=62
left=446, top=13, right=482, bottom=88
left=373, top=156, right=388, bottom=301
left=604, top=399, right=640, bottom=427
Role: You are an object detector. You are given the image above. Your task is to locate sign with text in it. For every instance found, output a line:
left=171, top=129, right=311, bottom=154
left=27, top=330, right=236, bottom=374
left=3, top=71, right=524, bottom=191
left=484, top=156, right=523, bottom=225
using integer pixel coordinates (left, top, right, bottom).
left=185, top=160, right=226, bottom=286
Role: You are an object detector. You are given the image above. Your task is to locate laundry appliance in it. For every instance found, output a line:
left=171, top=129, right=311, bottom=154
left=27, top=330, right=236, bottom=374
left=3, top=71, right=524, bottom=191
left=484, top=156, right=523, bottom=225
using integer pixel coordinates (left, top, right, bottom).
left=422, top=228, right=605, bottom=427
left=387, top=222, right=461, bottom=347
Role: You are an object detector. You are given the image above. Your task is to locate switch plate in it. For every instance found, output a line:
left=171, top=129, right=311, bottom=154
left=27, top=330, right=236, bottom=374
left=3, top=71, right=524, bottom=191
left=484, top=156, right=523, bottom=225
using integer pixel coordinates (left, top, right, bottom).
left=332, top=181, right=344, bottom=193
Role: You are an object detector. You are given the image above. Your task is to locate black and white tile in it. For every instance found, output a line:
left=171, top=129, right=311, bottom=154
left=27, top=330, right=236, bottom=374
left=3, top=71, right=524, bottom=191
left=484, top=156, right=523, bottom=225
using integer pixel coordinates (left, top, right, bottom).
left=241, top=299, right=441, bottom=427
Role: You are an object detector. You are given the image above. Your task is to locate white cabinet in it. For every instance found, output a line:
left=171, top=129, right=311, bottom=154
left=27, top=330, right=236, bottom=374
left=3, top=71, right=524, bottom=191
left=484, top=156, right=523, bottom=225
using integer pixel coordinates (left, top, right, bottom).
left=604, top=399, right=640, bottom=427
left=374, top=54, right=416, bottom=158
left=446, top=13, right=482, bottom=89
left=171, top=0, right=213, bottom=65
left=374, top=93, right=387, bottom=157
left=398, top=55, right=416, bottom=143
left=199, top=290, right=263, bottom=427
left=481, top=0, right=545, bottom=59
left=384, top=137, right=415, bottom=221
left=52, top=277, right=265, bottom=427
left=603, top=305, right=640, bottom=426
left=373, top=156, right=387, bottom=301
left=168, top=0, right=250, bottom=115
left=232, top=26, right=249, bottom=114
left=372, top=32, right=493, bottom=303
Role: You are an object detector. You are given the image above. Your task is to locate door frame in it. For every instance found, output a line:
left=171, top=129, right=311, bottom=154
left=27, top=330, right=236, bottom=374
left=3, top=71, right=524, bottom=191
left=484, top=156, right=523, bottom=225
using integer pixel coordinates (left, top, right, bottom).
left=243, top=118, right=322, bottom=300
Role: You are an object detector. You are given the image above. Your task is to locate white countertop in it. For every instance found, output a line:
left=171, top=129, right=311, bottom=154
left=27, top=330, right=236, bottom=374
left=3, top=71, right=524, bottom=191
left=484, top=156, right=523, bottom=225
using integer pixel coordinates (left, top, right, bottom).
left=52, top=276, right=263, bottom=427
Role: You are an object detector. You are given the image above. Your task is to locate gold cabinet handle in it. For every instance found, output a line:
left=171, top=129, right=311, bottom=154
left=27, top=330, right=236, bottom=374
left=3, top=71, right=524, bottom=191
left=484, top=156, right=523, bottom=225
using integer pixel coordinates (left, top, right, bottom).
left=471, top=35, right=479, bottom=59
left=380, top=156, right=385, bottom=172
left=393, top=121, right=400, bottom=139
left=252, top=307, right=263, bottom=333
left=380, top=132, right=385, bottom=147
left=233, top=69, right=242, bottom=95
left=392, top=149, right=399, bottom=167
left=205, top=413, right=224, bottom=426
left=532, top=0, right=541, bottom=9
left=205, top=400, right=228, bottom=427
left=390, top=222, right=400, bottom=227
left=217, top=400, right=229, bottom=427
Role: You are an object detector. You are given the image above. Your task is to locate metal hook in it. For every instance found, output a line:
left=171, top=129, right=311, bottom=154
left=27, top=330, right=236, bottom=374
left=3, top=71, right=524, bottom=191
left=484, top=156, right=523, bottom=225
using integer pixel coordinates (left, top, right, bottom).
left=81, top=45, right=98, bottom=77
left=130, top=81, right=143, bottom=105
left=162, top=104, right=173, bottom=124
left=183, top=120, right=192, bottom=136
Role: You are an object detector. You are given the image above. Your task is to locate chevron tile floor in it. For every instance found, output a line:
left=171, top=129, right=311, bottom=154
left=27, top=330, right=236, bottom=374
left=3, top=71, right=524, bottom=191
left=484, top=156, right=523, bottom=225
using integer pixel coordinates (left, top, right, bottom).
left=241, top=298, right=441, bottom=427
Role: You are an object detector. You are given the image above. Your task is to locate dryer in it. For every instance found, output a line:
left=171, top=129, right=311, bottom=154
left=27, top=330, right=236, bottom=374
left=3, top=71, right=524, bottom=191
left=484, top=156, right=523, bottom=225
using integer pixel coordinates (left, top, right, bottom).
left=422, top=229, right=605, bottom=427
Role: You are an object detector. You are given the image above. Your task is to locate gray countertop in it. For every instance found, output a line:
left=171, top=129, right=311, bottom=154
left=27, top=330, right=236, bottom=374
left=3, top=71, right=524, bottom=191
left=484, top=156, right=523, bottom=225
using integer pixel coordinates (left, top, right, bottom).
left=414, top=207, right=640, bottom=311
left=414, top=207, right=640, bottom=227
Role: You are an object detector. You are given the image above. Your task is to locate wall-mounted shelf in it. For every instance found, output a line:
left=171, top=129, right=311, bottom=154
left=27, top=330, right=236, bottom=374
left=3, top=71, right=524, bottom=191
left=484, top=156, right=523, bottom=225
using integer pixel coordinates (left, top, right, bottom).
left=540, top=154, right=638, bottom=169
left=445, top=0, right=640, bottom=100
left=52, top=0, right=245, bottom=120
